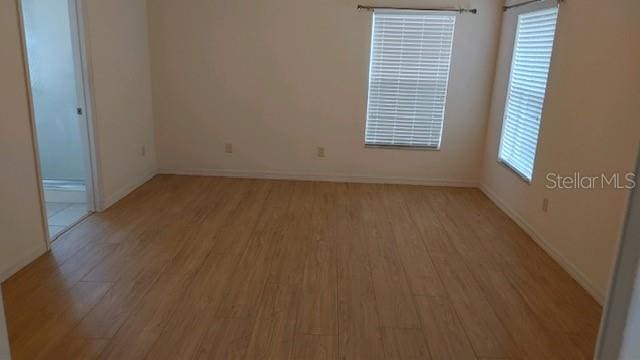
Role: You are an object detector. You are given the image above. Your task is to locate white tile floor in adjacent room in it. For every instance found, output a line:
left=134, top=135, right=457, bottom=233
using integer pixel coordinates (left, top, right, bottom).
left=45, top=202, right=88, bottom=238
left=42, top=180, right=89, bottom=239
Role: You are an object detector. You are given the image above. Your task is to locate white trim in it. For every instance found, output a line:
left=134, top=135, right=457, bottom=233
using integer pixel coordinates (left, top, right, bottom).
left=0, top=290, right=9, bottom=360
left=158, top=168, right=478, bottom=188
left=0, top=242, right=47, bottom=283
left=99, top=171, right=156, bottom=211
left=480, top=183, right=604, bottom=304
left=595, top=147, right=640, bottom=360
left=69, top=0, right=99, bottom=213
left=74, top=0, right=103, bottom=212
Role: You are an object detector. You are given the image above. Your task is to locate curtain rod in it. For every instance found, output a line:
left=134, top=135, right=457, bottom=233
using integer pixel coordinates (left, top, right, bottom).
left=503, top=0, right=562, bottom=11
left=357, top=4, right=478, bottom=14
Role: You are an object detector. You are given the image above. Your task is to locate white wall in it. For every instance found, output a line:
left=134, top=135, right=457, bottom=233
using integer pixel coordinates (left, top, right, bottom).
left=22, top=0, right=86, bottom=181
left=83, top=0, right=157, bottom=208
left=0, top=0, right=49, bottom=282
left=481, top=0, right=640, bottom=302
left=149, top=0, right=502, bottom=185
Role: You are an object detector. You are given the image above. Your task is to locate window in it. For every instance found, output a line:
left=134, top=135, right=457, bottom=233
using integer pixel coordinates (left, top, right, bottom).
left=499, top=7, right=559, bottom=182
left=364, top=11, right=455, bottom=149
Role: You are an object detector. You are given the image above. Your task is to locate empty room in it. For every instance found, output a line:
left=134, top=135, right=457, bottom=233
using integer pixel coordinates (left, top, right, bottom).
left=1, top=0, right=639, bottom=359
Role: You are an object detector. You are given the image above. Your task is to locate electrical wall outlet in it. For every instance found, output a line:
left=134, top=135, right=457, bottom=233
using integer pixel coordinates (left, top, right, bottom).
left=542, top=198, right=549, bottom=212
left=225, top=143, right=233, bottom=154
left=317, top=147, right=325, bottom=158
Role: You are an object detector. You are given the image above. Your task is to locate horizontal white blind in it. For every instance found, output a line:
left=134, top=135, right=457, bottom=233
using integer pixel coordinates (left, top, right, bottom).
left=499, top=7, right=558, bottom=181
left=365, top=11, right=455, bottom=148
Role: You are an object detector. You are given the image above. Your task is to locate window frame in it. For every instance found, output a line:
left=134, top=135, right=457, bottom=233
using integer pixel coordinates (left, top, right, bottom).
left=497, top=3, right=559, bottom=184
left=363, top=10, right=457, bottom=151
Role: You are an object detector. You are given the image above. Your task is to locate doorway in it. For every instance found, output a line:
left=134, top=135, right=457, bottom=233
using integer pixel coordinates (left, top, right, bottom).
left=19, top=0, right=96, bottom=240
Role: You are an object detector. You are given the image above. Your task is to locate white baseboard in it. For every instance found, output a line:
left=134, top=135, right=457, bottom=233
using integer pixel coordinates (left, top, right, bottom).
left=99, top=171, right=156, bottom=211
left=480, top=183, right=604, bottom=304
left=158, top=167, right=478, bottom=188
left=0, top=242, right=47, bottom=283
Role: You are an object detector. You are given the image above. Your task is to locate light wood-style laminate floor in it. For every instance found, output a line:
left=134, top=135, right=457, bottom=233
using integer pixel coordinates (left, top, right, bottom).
left=2, top=175, right=602, bottom=359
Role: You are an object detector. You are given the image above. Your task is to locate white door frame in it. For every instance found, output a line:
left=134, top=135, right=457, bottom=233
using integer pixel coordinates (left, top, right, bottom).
left=596, top=146, right=640, bottom=359
left=0, top=289, right=9, bottom=360
left=68, top=0, right=101, bottom=213
left=15, top=0, right=102, bottom=247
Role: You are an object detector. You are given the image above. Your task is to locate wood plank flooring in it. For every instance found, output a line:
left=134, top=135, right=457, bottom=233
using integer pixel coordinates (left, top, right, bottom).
left=1, top=175, right=602, bottom=359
